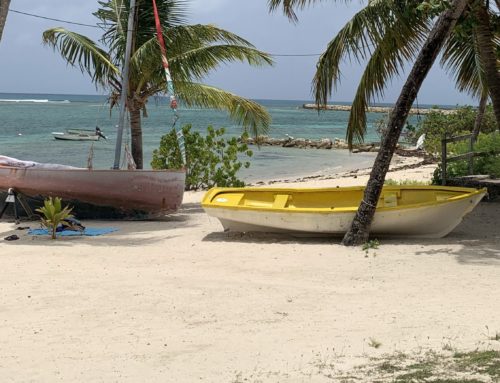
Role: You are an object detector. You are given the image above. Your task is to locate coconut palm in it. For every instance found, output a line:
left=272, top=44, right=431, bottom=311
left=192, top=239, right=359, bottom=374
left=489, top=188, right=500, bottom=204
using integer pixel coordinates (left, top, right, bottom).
left=341, top=0, right=472, bottom=245
left=43, top=0, right=273, bottom=169
left=270, top=0, right=499, bottom=147
left=0, top=0, right=10, bottom=42
left=441, top=0, right=500, bottom=130
left=269, top=0, right=497, bottom=244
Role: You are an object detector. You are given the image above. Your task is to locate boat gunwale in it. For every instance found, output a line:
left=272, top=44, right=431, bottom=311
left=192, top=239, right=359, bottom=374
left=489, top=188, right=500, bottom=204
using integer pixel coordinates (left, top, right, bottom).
left=201, top=185, right=488, bottom=214
left=0, top=165, right=186, bottom=174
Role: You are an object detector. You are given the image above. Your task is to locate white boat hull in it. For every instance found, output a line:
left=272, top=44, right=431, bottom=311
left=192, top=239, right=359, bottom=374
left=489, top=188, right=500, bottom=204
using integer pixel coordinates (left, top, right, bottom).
left=203, top=186, right=486, bottom=238
left=52, top=132, right=100, bottom=141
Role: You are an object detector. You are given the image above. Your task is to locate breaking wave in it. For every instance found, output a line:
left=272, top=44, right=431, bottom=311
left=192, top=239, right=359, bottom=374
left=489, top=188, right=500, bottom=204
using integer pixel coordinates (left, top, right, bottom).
left=0, top=99, right=71, bottom=103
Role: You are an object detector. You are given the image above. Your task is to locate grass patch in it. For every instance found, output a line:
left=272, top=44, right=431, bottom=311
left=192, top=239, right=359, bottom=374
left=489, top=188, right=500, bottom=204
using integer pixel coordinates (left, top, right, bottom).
left=453, top=350, right=500, bottom=377
left=357, top=348, right=499, bottom=382
left=384, top=179, right=431, bottom=186
left=231, top=347, right=500, bottom=382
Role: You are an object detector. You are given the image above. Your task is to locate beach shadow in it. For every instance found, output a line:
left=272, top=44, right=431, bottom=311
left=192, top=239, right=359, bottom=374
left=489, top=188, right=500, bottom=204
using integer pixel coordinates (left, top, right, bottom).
left=409, top=201, right=500, bottom=265
left=0, top=203, right=205, bottom=247
left=202, top=202, right=500, bottom=261
left=202, top=231, right=339, bottom=245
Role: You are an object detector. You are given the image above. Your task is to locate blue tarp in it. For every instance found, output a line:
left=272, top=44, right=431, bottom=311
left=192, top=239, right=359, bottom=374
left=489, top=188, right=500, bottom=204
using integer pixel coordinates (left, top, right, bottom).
left=28, top=228, right=118, bottom=236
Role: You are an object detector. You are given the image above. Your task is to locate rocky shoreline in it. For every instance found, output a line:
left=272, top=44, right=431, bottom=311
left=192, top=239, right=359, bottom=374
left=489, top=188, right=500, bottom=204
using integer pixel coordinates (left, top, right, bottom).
left=242, top=135, right=380, bottom=152
left=242, top=135, right=436, bottom=160
left=302, top=103, right=456, bottom=115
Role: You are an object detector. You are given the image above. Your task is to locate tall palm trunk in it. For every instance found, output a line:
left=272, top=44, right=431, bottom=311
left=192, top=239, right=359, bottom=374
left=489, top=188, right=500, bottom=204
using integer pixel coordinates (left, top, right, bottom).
left=341, top=0, right=471, bottom=246
left=129, top=105, right=143, bottom=169
left=474, top=2, right=500, bottom=130
left=0, top=0, right=11, bottom=42
left=472, top=92, right=488, bottom=141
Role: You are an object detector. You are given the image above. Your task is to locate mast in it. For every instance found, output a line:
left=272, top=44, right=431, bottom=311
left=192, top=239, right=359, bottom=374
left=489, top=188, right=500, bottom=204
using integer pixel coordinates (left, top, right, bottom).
left=113, top=0, right=136, bottom=170
left=152, top=0, right=186, bottom=166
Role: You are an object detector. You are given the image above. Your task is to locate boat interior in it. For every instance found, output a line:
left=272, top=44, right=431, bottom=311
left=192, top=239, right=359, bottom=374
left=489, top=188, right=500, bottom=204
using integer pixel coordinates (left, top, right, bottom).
left=204, top=186, right=479, bottom=211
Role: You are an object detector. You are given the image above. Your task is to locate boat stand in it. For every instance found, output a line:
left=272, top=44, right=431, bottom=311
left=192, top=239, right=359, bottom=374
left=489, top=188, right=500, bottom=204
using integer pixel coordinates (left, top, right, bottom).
left=0, top=188, right=34, bottom=223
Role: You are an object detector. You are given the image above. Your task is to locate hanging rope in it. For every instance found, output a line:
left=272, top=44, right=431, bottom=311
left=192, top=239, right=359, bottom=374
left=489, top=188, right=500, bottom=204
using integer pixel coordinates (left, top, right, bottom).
left=152, top=0, right=186, bottom=166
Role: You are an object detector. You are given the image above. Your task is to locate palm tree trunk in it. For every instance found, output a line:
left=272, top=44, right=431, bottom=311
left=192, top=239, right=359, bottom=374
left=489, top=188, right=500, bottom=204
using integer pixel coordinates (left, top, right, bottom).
left=129, top=107, right=143, bottom=169
left=472, top=92, right=488, bottom=141
left=474, top=2, right=500, bottom=130
left=0, top=0, right=11, bottom=42
left=341, top=0, right=471, bottom=246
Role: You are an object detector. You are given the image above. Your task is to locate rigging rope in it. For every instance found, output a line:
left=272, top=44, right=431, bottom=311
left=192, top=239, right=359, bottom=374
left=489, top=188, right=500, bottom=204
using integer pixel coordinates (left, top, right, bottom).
left=152, top=0, right=186, bottom=166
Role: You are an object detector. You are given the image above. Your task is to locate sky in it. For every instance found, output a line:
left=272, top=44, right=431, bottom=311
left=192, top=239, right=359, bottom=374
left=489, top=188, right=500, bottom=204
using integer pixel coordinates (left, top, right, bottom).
left=0, top=0, right=477, bottom=105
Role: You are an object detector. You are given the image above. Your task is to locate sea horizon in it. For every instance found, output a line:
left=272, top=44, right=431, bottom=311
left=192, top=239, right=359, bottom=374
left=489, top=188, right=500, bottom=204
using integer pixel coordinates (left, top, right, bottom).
left=0, top=91, right=465, bottom=109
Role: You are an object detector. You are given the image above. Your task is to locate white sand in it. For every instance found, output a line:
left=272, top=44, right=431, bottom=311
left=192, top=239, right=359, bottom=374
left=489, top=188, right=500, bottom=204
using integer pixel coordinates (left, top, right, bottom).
left=1, top=157, right=499, bottom=382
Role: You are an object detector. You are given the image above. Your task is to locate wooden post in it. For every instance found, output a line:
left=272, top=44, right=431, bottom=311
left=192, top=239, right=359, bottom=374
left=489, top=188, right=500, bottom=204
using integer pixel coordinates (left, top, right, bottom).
left=468, top=135, right=474, bottom=175
left=441, top=136, right=447, bottom=185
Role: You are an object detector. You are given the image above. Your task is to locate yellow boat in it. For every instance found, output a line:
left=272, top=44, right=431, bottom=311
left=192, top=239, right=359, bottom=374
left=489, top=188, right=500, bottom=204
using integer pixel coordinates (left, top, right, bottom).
left=202, top=185, right=487, bottom=238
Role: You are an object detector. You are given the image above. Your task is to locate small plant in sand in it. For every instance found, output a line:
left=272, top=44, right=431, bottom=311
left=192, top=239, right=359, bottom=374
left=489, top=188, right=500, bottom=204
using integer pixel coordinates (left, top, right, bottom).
left=362, top=239, right=380, bottom=257
left=35, top=197, right=74, bottom=239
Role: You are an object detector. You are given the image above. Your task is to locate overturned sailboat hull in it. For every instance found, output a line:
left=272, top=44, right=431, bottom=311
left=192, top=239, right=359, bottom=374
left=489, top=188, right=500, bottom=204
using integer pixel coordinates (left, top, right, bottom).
left=0, top=166, right=185, bottom=219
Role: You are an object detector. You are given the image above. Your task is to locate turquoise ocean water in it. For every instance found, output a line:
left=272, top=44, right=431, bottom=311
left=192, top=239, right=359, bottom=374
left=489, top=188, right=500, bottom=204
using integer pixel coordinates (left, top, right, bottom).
left=0, top=93, right=417, bottom=182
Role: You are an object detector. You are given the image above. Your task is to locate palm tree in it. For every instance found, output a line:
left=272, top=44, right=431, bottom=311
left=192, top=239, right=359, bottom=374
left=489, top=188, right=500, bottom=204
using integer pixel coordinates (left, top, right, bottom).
left=441, top=0, right=500, bottom=132
left=269, top=0, right=498, bottom=245
left=0, top=0, right=10, bottom=42
left=341, top=0, right=471, bottom=245
left=43, top=0, right=273, bottom=169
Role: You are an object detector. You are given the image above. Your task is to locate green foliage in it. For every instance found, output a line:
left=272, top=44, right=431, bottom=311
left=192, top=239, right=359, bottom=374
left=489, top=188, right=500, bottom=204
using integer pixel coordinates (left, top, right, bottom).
left=432, top=132, right=500, bottom=183
left=362, top=239, right=380, bottom=257
left=384, top=179, right=431, bottom=186
left=417, top=0, right=451, bottom=15
left=151, top=124, right=253, bottom=191
left=415, top=105, right=497, bottom=155
left=362, top=239, right=380, bottom=251
left=35, top=197, right=74, bottom=240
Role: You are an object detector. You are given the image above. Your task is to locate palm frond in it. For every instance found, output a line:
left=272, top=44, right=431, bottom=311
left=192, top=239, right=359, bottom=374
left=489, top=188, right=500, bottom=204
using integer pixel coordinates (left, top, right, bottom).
left=171, top=45, right=274, bottom=82
left=339, top=7, right=429, bottom=147
left=441, top=29, right=486, bottom=98
left=268, top=0, right=342, bottom=23
left=166, top=24, right=260, bottom=50
left=176, top=83, right=271, bottom=137
left=96, top=0, right=188, bottom=63
left=42, top=27, right=120, bottom=88
left=313, top=1, right=429, bottom=107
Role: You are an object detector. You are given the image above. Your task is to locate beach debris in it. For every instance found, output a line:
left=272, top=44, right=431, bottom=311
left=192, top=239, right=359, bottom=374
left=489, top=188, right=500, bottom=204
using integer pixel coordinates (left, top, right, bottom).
left=4, top=234, right=19, bottom=241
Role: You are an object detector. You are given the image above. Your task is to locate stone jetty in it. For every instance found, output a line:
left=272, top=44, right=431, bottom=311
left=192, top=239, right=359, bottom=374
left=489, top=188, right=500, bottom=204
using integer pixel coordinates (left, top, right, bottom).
left=302, top=104, right=456, bottom=115
left=241, top=136, right=378, bottom=152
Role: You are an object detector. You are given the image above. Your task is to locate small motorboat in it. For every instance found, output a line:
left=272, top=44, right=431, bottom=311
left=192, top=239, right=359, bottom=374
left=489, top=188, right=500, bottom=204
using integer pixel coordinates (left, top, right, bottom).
left=52, top=127, right=107, bottom=141
left=202, top=185, right=487, bottom=238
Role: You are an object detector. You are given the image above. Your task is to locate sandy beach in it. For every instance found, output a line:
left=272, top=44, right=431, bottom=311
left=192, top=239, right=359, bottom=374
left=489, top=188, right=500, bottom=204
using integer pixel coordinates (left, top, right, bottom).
left=1, top=156, right=499, bottom=382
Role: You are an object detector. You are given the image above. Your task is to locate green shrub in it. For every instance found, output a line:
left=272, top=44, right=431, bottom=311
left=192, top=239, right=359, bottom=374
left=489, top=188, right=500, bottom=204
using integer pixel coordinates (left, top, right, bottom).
left=415, top=105, right=497, bottom=155
left=151, top=125, right=253, bottom=191
left=432, top=132, right=500, bottom=183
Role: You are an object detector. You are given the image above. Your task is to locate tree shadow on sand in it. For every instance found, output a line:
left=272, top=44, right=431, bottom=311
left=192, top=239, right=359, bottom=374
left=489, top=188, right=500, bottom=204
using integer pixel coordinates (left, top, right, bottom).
left=202, top=202, right=500, bottom=262
left=0, top=203, right=204, bottom=247
left=406, top=201, right=500, bottom=265
left=202, top=230, right=339, bottom=245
